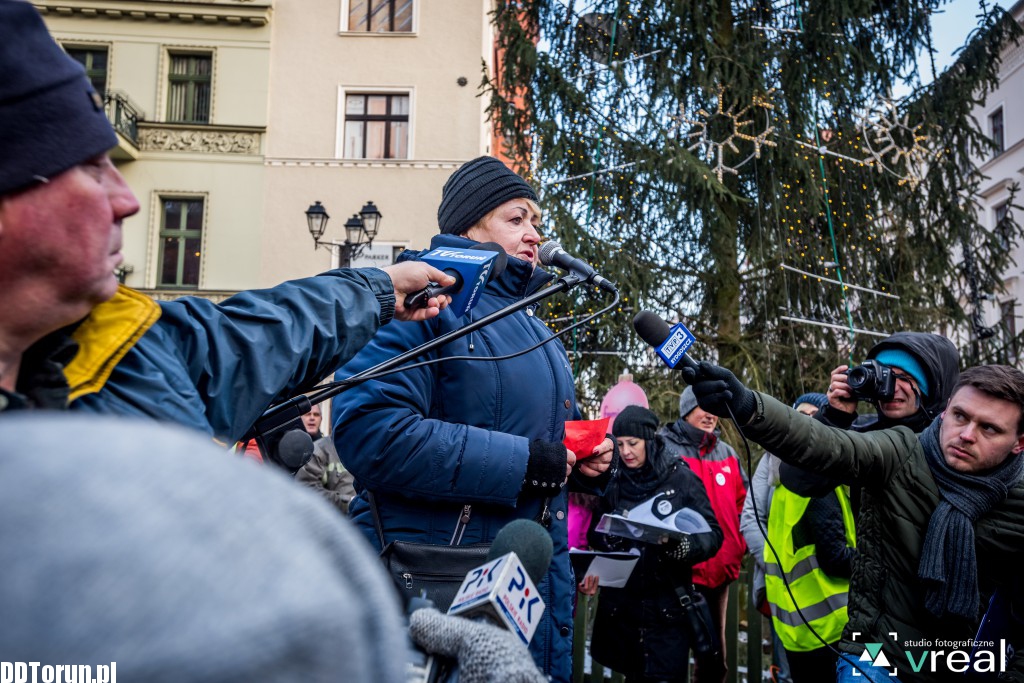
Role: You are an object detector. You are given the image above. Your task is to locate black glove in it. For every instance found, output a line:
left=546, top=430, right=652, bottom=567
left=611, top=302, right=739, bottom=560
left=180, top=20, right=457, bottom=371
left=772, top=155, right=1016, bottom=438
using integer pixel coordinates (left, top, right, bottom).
left=680, top=360, right=756, bottom=424
left=522, top=440, right=567, bottom=496
left=662, top=535, right=693, bottom=562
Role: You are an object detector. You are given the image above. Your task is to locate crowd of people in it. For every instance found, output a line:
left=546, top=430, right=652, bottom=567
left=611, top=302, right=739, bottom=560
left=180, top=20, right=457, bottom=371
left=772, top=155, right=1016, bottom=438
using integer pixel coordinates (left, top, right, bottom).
left=4, top=2, right=1024, bottom=682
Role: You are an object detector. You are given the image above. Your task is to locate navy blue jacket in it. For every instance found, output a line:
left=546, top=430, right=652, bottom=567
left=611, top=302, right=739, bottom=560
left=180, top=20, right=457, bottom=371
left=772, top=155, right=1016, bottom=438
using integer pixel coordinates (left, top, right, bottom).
left=333, top=233, right=596, bottom=682
left=67, top=269, right=395, bottom=442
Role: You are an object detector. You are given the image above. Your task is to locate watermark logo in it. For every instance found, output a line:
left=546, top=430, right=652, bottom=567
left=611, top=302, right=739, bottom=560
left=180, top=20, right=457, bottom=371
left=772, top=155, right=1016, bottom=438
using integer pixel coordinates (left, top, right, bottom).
left=851, top=631, right=899, bottom=677
left=850, top=630, right=1008, bottom=677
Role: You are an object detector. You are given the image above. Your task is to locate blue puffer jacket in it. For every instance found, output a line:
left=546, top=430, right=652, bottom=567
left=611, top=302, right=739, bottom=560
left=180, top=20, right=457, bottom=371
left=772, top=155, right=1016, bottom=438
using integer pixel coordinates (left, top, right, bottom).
left=67, top=269, right=395, bottom=442
left=333, top=233, right=592, bottom=682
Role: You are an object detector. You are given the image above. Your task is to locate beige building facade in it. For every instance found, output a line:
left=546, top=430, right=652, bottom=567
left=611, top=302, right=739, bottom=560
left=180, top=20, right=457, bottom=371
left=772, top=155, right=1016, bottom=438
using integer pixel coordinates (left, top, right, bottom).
left=967, top=0, right=1024, bottom=362
left=262, top=0, right=499, bottom=283
left=36, top=0, right=272, bottom=300
left=37, top=0, right=503, bottom=296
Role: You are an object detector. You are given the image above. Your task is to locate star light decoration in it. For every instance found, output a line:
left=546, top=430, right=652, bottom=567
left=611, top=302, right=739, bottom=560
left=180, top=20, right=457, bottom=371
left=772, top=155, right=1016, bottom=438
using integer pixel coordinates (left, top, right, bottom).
left=858, top=97, right=940, bottom=189
left=674, top=85, right=777, bottom=183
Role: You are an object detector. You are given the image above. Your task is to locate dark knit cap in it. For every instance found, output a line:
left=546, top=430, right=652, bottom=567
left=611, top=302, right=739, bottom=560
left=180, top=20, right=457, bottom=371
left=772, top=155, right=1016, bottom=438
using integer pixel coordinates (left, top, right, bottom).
left=792, top=392, right=828, bottom=411
left=0, top=0, right=117, bottom=196
left=612, top=405, right=660, bottom=442
left=437, top=156, right=539, bottom=235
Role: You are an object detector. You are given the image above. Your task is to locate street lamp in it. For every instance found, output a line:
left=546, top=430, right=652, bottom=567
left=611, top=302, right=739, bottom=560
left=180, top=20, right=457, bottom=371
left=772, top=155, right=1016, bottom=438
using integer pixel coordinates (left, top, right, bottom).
left=306, top=200, right=382, bottom=268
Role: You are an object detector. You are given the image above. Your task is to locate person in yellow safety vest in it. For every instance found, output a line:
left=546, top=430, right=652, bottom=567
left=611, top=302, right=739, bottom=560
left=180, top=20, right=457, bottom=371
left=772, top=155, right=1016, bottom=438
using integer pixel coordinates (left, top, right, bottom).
left=765, top=473, right=857, bottom=683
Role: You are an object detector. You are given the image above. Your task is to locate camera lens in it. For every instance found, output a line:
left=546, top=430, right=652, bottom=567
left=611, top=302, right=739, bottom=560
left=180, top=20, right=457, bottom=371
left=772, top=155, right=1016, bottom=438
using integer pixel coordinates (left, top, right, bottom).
left=847, top=365, right=871, bottom=391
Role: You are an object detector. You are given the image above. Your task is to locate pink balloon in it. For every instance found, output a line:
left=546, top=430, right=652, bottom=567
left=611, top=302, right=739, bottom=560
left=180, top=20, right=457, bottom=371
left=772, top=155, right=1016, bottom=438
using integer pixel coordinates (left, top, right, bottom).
left=600, top=372, right=649, bottom=429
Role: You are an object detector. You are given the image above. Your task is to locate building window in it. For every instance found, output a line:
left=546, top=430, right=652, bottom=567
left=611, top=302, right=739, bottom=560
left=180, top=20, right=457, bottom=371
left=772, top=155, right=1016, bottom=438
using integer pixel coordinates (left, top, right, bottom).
left=989, top=107, right=1004, bottom=155
left=995, top=201, right=1011, bottom=249
left=65, top=46, right=108, bottom=94
left=344, top=94, right=409, bottom=159
left=158, top=198, right=204, bottom=288
left=348, top=0, right=413, bottom=32
left=1001, top=299, right=1018, bottom=364
left=167, top=53, right=212, bottom=124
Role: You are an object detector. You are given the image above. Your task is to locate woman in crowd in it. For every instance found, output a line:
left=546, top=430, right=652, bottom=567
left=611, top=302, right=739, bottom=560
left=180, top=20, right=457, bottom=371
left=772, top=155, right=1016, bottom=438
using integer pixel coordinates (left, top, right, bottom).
left=586, top=405, right=723, bottom=682
left=331, top=156, right=613, bottom=683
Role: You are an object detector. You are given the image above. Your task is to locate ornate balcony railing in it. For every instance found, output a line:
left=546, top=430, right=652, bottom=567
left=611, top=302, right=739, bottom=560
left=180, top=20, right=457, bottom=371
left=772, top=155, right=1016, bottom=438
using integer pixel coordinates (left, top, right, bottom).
left=104, top=91, right=143, bottom=146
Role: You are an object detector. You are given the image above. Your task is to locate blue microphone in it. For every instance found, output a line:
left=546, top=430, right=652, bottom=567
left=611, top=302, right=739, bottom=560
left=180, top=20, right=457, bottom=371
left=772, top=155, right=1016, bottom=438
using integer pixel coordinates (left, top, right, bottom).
left=632, top=311, right=699, bottom=370
left=407, top=243, right=508, bottom=316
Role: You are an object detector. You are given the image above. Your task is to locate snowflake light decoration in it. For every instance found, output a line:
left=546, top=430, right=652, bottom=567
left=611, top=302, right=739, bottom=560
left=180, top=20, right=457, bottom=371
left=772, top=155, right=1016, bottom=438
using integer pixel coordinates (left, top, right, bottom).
left=859, top=97, right=940, bottom=189
left=674, top=85, right=777, bottom=183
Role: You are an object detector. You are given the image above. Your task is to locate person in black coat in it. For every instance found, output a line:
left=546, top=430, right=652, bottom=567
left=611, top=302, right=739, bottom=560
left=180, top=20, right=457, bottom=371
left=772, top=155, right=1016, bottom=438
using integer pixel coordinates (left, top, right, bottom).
left=586, top=405, right=724, bottom=682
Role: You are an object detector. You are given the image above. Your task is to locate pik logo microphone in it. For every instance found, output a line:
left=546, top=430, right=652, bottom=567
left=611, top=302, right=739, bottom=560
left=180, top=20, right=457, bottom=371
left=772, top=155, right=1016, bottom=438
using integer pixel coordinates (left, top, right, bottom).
left=633, top=310, right=698, bottom=370
left=447, top=519, right=553, bottom=645
left=538, top=241, right=617, bottom=293
left=408, top=243, right=508, bottom=316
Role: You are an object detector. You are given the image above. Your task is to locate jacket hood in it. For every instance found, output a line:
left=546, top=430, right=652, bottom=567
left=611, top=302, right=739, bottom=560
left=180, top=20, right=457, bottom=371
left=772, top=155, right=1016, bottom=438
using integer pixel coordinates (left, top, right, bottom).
left=866, top=332, right=960, bottom=429
left=400, top=233, right=554, bottom=300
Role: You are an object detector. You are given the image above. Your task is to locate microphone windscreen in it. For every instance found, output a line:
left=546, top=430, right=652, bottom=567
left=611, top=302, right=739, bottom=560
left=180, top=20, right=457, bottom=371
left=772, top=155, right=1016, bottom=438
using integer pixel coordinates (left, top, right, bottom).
left=277, top=429, right=314, bottom=471
left=633, top=311, right=672, bottom=347
left=488, top=519, right=553, bottom=586
left=471, top=242, right=509, bottom=281
left=537, top=240, right=562, bottom=267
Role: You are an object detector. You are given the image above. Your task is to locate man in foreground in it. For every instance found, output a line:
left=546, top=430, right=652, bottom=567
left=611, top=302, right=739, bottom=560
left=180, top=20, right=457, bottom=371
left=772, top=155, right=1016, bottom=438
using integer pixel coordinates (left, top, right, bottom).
left=0, top=0, right=452, bottom=441
left=683, top=360, right=1024, bottom=683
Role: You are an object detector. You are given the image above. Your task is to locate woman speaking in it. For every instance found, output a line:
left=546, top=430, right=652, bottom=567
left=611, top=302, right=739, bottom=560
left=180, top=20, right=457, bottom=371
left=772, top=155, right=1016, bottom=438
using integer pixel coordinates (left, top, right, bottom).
left=331, top=156, right=613, bottom=682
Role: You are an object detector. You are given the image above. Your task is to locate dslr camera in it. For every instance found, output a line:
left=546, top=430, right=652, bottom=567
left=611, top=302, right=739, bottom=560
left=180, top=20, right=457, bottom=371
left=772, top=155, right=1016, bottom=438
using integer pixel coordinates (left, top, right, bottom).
left=846, top=360, right=896, bottom=402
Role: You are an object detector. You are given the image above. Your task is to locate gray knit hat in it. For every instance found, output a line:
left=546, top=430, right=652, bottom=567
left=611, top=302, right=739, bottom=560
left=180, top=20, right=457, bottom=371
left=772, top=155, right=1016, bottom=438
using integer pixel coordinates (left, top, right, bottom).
left=437, top=156, right=539, bottom=235
left=0, top=0, right=117, bottom=196
left=679, top=386, right=698, bottom=418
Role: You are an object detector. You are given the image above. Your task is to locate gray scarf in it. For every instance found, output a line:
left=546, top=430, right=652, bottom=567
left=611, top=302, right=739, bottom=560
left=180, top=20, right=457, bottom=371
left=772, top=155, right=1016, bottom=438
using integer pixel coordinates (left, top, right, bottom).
left=918, top=417, right=1024, bottom=619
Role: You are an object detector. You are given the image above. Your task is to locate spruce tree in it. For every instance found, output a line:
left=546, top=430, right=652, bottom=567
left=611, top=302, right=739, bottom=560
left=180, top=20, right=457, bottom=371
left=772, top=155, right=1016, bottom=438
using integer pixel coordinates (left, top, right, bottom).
left=488, top=0, right=1022, bottom=418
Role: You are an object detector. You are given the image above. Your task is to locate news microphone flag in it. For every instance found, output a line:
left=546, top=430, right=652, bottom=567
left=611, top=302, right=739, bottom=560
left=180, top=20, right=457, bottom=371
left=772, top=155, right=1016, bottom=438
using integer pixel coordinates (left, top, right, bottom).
left=420, top=247, right=501, bottom=317
left=447, top=552, right=546, bottom=645
left=655, top=322, right=696, bottom=369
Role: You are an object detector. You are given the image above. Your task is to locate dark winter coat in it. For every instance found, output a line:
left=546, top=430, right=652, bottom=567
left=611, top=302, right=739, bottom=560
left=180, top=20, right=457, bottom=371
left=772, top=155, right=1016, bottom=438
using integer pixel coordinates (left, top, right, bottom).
left=588, top=438, right=723, bottom=680
left=744, top=392, right=1024, bottom=683
left=331, top=233, right=606, bottom=683
left=658, top=420, right=748, bottom=588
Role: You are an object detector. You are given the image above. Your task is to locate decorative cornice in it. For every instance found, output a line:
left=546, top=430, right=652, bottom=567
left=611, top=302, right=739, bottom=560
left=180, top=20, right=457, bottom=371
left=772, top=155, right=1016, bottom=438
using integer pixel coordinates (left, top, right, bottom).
left=138, top=123, right=264, bottom=155
left=265, top=159, right=464, bottom=170
left=33, top=0, right=271, bottom=26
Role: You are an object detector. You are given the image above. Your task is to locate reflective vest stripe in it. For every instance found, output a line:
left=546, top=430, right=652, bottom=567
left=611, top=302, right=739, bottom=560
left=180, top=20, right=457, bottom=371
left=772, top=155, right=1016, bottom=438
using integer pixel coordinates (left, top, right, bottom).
left=769, top=590, right=849, bottom=628
left=764, top=485, right=856, bottom=652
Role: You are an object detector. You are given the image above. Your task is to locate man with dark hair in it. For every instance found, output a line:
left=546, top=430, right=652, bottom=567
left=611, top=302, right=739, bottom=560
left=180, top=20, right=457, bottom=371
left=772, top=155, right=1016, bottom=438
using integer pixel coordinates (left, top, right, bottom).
left=682, top=361, right=1024, bottom=683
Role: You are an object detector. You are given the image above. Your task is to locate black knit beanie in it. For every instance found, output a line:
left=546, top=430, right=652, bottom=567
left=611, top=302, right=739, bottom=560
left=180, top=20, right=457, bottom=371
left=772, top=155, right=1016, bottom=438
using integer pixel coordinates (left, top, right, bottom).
left=437, top=156, right=539, bottom=235
left=0, top=0, right=118, bottom=196
left=612, top=405, right=660, bottom=442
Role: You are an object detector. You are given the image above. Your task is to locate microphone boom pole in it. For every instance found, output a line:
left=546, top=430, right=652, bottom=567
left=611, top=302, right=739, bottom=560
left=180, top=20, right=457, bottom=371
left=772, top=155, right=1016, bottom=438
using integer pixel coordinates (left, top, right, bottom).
left=246, top=273, right=586, bottom=444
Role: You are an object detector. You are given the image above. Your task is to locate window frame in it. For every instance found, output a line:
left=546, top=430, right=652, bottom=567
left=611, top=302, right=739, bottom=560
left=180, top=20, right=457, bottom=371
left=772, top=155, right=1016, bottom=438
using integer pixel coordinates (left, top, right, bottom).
left=166, top=50, right=213, bottom=124
left=989, top=106, right=1005, bottom=156
left=156, top=195, right=206, bottom=290
left=336, top=87, right=414, bottom=160
left=63, top=43, right=110, bottom=95
left=340, top=0, right=416, bottom=33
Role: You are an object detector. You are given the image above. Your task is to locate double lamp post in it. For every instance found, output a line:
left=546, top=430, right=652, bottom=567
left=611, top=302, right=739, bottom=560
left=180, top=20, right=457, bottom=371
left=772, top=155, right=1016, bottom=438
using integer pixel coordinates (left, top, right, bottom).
left=306, top=200, right=382, bottom=268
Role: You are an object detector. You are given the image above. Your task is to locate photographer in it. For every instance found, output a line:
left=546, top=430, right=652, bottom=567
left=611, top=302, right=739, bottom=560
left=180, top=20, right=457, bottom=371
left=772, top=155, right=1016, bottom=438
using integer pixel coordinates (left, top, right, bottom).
left=820, top=332, right=959, bottom=435
left=783, top=333, right=959, bottom=503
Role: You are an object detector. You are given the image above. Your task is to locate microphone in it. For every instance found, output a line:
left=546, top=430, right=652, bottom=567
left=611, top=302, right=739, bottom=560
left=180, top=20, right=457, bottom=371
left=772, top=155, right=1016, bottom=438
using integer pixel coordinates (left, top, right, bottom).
left=446, top=519, right=553, bottom=644
left=274, top=428, right=314, bottom=473
left=633, top=310, right=699, bottom=370
left=538, top=241, right=617, bottom=293
left=407, top=243, right=508, bottom=316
